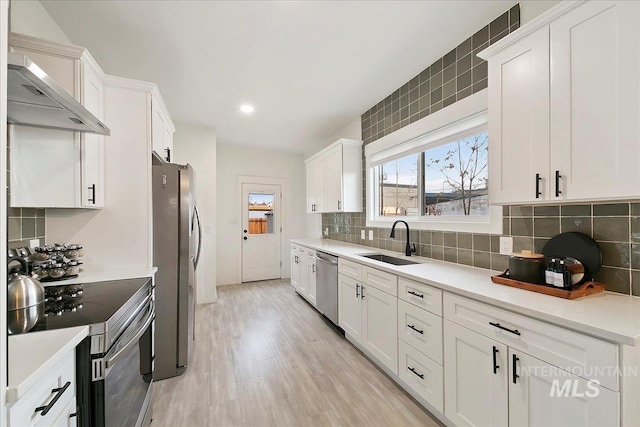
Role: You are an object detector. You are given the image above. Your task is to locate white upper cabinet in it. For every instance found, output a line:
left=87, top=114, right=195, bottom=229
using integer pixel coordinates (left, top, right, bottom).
left=9, top=34, right=105, bottom=208
left=549, top=1, right=640, bottom=201
left=151, top=94, right=175, bottom=162
left=80, top=61, right=105, bottom=207
left=306, top=155, right=325, bottom=213
left=480, top=1, right=640, bottom=204
left=485, top=27, right=550, bottom=204
left=305, top=138, right=362, bottom=213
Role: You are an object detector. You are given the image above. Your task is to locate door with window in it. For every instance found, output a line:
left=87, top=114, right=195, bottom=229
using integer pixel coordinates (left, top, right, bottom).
left=241, top=183, right=281, bottom=282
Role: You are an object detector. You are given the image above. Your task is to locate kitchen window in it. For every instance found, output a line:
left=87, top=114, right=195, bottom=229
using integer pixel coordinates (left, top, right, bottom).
left=365, top=91, right=501, bottom=233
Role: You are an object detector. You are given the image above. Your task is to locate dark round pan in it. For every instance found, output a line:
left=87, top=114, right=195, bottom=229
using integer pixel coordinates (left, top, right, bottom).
left=541, top=232, right=602, bottom=281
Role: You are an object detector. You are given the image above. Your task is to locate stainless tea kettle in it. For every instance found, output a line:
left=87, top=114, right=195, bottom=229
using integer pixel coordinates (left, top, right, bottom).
left=8, top=256, right=44, bottom=311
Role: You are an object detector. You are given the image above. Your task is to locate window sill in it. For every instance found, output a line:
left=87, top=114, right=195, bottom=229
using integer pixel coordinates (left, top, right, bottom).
left=366, top=206, right=503, bottom=234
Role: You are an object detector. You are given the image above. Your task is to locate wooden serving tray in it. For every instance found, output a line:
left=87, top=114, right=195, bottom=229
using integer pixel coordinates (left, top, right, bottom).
left=491, top=270, right=605, bottom=300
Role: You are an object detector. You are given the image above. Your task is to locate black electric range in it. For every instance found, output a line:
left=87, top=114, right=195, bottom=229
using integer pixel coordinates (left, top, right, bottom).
left=33, top=278, right=151, bottom=343
left=29, top=277, right=155, bottom=427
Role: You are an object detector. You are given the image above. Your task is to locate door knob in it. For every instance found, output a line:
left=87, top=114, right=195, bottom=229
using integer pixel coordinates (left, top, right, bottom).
left=243, top=236, right=247, bottom=240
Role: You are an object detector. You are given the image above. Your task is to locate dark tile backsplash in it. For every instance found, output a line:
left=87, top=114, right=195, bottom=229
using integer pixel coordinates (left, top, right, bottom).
left=323, top=203, right=640, bottom=296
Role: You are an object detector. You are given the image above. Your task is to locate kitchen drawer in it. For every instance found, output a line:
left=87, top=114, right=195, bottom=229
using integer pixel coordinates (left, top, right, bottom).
left=305, top=248, right=316, bottom=258
left=398, top=277, right=442, bottom=316
left=362, top=266, right=397, bottom=296
left=398, top=300, right=443, bottom=364
left=291, top=244, right=299, bottom=252
left=338, top=258, right=363, bottom=281
left=9, top=351, right=76, bottom=427
left=398, top=340, right=444, bottom=413
left=444, top=292, right=619, bottom=391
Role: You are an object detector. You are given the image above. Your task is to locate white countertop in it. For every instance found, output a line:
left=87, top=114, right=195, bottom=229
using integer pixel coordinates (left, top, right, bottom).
left=7, top=326, right=89, bottom=403
left=42, top=267, right=157, bottom=287
left=292, top=238, right=640, bottom=346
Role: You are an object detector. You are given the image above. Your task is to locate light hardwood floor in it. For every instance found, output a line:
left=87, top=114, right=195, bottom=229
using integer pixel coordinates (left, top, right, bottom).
left=152, top=279, right=441, bottom=427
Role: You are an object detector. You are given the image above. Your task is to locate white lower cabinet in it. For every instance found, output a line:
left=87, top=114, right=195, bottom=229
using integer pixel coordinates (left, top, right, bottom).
left=444, top=320, right=508, bottom=427
left=290, top=248, right=301, bottom=291
left=399, top=340, right=444, bottom=413
left=509, top=349, right=619, bottom=427
left=338, top=273, right=363, bottom=343
left=9, top=349, right=76, bottom=427
left=339, top=272, right=397, bottom=374
left=309, top=246, right=623, bottom=427
left=398, top=299, right=442, bottom=364
left=444, top=313, right=620, bottom=427
left=290, top=245, right=316, bottom=306
left=362, top=285, right=398, bottom=373
left=306, top=251, right=317, bottom=306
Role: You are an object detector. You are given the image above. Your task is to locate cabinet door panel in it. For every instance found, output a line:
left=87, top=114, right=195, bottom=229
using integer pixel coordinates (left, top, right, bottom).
left=550, top=1, right=640, bottom=200
left=509, top=349, right=619, bottom=427
left=306, top=156, right=326, bottom=213
left=399, top=340, right=444, bottom=412
left=398, top=300, right=443, bottom=364
left=324, top=145, right=343, bottom=212
left=81, top=64, right=104, bottom=208
left=444, top=320, right=508, bottom=427
left=290, top=250, right=300, bottom=290
left=362, top=285, right=398, bottom=374
left=306, top=256, right=316, bottom=306
left=488, top=27, right=550, bottom=204
left=338, top=273, right=362, bottom=343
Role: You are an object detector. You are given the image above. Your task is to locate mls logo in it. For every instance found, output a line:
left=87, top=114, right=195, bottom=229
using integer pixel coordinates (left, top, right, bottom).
left=550, top=379, right=600, bottom=398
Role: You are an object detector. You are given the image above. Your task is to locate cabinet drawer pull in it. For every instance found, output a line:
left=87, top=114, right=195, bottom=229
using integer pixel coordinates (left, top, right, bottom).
left=360, top=285, right=365, bottom=299
left=555, top=170, right=562, bottom=197
left=492, top=346, right=499, bottom=374
left=489, top=322, right=521, bottom=336
left=337, top=200, right=341, bottom=210
left=165, top=147, right=171, bottom=162
left=407, top=324, right=424, bottom=335
left=312, top=264, right=315, bottom=273
left=88, top=184, right=96, bottom=204
left=408, top=290, right=424, bottom=299
left=512, top=354, right=519, bottom=384
left=408, top=366, right=424, bottom=380
left=35, top=381, right=71, bottom=416
left=356, top=284, right=360, bottom=298
left=535, top=173, right=542, bottom=199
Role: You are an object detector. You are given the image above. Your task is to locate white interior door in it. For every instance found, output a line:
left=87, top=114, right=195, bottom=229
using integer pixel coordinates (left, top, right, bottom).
left=241, top=183, right=281, bottom=282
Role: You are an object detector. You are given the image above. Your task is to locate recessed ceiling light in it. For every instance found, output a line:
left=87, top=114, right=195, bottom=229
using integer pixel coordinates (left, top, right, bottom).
left=240, top=104, right=255, bottom=114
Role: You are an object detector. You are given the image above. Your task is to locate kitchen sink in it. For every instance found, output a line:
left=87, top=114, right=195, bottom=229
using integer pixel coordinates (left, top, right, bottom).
left=359, top=253, right=419, bottom=266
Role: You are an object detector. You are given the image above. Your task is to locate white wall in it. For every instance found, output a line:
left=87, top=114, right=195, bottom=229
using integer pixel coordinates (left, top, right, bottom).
left=304, top=118, right=362, bottom=238
left=47, top=83, right=153, bottom=272
left=172, top=121, right=217, bottom=304
left=216, top=144, right=306, bottom=285
left=9, top=0, right=70, bottom=43
left=519, top=1, right=561, bottom=24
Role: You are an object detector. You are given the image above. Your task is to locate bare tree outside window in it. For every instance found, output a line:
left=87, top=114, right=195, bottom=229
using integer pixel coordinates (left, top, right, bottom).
left=424, top=132, right=489, bottom=216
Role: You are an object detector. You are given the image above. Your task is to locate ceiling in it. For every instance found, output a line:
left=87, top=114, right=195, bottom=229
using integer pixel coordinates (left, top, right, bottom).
left=41, top=1, right=516, bottom=154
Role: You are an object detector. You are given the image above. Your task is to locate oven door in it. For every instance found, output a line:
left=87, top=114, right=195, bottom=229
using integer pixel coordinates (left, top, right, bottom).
left=91, top=300, right=155, bottom=427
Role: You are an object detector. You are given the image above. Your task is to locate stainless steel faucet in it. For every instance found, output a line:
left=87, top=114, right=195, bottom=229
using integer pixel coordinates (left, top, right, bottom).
left=390, top=220, right=416, bottom=256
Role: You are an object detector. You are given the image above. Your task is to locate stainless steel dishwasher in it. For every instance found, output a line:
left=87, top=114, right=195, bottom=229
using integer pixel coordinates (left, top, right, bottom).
left=315, top=251, right=338, bottom=326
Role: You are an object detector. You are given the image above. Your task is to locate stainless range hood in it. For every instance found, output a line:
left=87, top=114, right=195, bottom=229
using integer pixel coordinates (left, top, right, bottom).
left=7, top=53, right=110, bottom=135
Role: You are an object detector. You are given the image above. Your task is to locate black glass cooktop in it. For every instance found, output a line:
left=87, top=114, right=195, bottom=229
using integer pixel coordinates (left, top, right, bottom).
left=30, top=277, right=151, bottom=332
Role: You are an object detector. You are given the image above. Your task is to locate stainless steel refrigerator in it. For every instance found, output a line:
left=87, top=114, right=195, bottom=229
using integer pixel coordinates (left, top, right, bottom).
left=152, top=152, right=202, bottom=380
